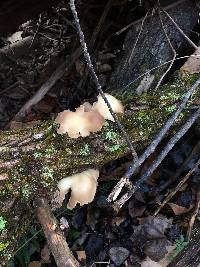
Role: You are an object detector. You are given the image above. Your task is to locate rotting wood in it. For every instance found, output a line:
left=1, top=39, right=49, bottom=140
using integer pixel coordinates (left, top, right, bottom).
left=1, top=70, right=200, bottom=264
left=35, top=198, right=80, bottom=267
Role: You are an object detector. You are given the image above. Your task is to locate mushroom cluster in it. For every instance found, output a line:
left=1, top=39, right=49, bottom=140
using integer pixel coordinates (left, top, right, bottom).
left=56, top=93, right=124, bottom=208
left=55, top=93, right=124, bottom=138
left=55, top=103, right=104, bottom=138
left=57, top=169, right=99, bottom=209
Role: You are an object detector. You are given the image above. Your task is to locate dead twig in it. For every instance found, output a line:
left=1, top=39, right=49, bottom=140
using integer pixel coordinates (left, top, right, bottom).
left=108, top=78, right=200, bottom=202
left=70, top=0, right=138, bottom=160
left=154, top=11, right=177, bottom=91
left=35, top=197, right=80, bottom=267
left=162, top=9, right=198, bottom=50
left=122, top=54, right=200, bottom=91
left=187, top=186, right=200, bottom=241
left=128, top=10, right=149, bottom=65
left=154, top=159, right=200, bottom=216
left=116, top=0, right=188, bottom=35
left=113, top=107, right=200, bottom=211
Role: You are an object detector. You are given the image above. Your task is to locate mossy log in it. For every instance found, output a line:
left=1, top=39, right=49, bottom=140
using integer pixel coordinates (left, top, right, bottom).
left=0, top=71, right=200, bottom=263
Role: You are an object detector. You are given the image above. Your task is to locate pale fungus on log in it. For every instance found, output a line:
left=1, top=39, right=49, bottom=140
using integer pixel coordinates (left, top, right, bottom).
left=57, top=169, right=99, bottom=209
left=55, top=93, right=124, bottom=138
left=55, top=104, right=105, bottom=138
left=93, top=93, right=124, bottom=121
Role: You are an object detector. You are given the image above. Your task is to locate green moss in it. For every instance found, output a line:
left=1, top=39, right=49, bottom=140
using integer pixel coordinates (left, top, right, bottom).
left=0, top=242, right=9, bottom=252
left=0, top=217, right=7, bottom=231
left=107, top=144, right=121, bottom=152
left=21, top=185, right=32, bottom=200
left=104, top=130, right=119, bottom=141
left=80, top=144, right=90, bottom=156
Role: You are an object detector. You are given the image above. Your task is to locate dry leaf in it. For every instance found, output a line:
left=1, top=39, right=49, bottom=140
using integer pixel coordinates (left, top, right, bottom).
left=112, top=216, right=126, bottom=226
left=168, top=203, right=193, bottom=215
left=76, top=250, right=86, bottom=264
left=141, top=257, right=162, bottom=267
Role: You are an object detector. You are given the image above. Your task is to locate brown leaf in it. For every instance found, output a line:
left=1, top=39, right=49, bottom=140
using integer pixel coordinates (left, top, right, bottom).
left=112, top=216, right=126, bottom=226
left=141, top=257, right=162, bottom=267
left=168, top=203, right=193, bottom=215
left=76, top=250, right=86, bottom=264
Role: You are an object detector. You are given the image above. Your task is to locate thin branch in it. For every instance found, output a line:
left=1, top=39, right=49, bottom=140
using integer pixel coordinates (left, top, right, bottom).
left=154, top=158, right=200, bottom=216
left=35, top=197, right=80, bottom=267
left=154, top=11, right=177, bottom=91
left=162, top=9, right=198, bottom=50
left=115, top=0, right=187, bottom=35
left=69, top=0, right=138, bottom=160
left=113, top=107, right=200, bottom=211
left=108, top=78, right=200, bottom=202
left=128, top=10, right=149, bottom=65
left=122, top=54, right=200, bottom=91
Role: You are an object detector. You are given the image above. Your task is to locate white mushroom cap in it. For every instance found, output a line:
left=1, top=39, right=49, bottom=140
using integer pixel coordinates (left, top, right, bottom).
left=57, top=169, right=99, bottom=209
left=55, top=104, right=104, bottom=138
left=92, top=93, right=124, bottom=121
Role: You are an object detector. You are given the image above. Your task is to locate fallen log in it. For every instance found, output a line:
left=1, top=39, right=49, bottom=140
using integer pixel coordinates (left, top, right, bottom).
left=0, top=68, right=200, bottom=264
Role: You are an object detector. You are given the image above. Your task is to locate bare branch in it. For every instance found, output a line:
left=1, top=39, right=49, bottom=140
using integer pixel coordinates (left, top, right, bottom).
left=35, top=198, right=80, bottom=267
left=128, top=11, right=149, bottom=65
left=69, top=0, right=138, bottom=160
left=154, top=11, right=177, bottom=91
left=113, top=107, right=200, bottom=211
left=122, top=54, right=200, bottom=91
left=162, top=9, right=198, bottom=50
left=108, top=78, right=200, bottom=202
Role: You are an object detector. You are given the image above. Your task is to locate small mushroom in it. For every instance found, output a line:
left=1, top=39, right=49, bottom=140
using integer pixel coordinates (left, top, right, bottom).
left=57, top=169, right=99, bottom=209
left=55, top=104, right=104, bottom=138
left=92, top=93, right=124, bottom=121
